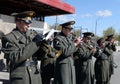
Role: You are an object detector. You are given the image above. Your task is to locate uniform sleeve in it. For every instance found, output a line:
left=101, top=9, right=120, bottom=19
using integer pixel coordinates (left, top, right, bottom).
left=53, top=37, right=77, bottom=57
left=94, top=48, right=109, bottom=59
left=103, top=47, right=112, bottom=56
left=111, top=44, right=116, bottom=51
left=2, top=36, right=38, bottom=65
left=74, top=46, right=93, bottom=60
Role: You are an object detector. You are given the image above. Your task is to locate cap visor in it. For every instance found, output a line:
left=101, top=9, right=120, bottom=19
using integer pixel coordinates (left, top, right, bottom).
left=24, top=20, right=32, bottom=24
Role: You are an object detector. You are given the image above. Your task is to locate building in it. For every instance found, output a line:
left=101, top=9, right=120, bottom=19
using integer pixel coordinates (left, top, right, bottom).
left=0, top=0, right=75, bottom=34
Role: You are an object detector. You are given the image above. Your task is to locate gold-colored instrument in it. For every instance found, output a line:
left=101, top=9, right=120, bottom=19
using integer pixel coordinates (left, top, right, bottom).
left=40, top=41, right=62, bottom=58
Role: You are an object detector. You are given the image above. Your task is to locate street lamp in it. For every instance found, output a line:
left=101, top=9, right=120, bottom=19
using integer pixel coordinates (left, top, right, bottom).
left=95, top=17, right=102, bottom=36
left=74, top=26, right=88, bottom=37
left=55, top=15, right=58, bottom=30
left=79, top=26, right=88, bottom=37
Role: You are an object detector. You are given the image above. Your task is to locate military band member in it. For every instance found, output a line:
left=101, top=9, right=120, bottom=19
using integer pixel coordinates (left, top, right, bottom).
left=41, top=32, right=55, bottom=84
left=53, top=21, right=82, bottom=84
left=2, top=11, right=42, bottom=84
left=74, top=32, right=96, bottom=84
left=105, top=34, right=116, bottom=78
left=94, top=38, right=110, bottom=84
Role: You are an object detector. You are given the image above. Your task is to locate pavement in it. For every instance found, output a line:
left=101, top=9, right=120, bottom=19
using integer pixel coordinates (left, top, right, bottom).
left=110, top=52, right=120, bottom=84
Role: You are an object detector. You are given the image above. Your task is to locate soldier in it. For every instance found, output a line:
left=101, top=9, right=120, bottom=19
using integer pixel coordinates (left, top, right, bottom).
left=40, top=32, right=55, bottom=84
left=94, top=38, right=110, bottom=84
left=53, top=21, right=82, bottom=84
left=1, top=11, right=43, bottom=84
left=74, top=32, right=96, bottom=84
left=105, top=34, right=117, bottom=79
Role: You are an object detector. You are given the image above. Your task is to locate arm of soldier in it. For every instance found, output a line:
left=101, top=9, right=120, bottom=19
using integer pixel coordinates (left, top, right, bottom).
left=111, top=44, right=116, bottom=51
left=62, top=37, right=82, bottom=56
left=94, top=48, right=107, bottom=59
left=94, top=48, right=101, bottom=58
left=73, top=46, right=85, bottom=60
left=110, top=38, right=116, bottom=51
left=53, top=37, right=77, bottom=57
left=89, top=48, right=96, bottom=56
left=103, top=47, right=112, bottom=56
left=2, top=36, right=38, bottom=64
left=106, top=41, right=116, bottom=51
left=74, top=46, right=92, bottom=60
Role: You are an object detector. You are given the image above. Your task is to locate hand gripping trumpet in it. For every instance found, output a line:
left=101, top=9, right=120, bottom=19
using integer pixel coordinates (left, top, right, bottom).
left=36, top=29, right=62, bottom=59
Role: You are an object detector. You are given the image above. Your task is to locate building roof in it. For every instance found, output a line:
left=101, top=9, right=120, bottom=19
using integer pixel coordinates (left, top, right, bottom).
left=0, top=0, right=75, bottom=16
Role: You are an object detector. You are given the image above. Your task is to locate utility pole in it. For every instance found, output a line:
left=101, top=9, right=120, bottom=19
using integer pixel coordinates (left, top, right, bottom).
left=95, top=17, right=102, bottom=36
left=54, top=15, right=59, bottom=30
left=74, top=26, right=88, bottom=37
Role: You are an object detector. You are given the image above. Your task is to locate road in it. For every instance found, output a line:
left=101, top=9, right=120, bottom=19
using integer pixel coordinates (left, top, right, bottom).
left=110, top=52, right=120, bottom=84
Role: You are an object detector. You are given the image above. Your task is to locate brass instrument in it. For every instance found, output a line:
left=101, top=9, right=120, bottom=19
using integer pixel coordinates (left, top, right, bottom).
left=55, top=50, right=62, bottom=58
left=50, top=47, right=62, bottom=59
left=82, top=42, right=95, bottom=50
left=34, top=29, right=62, bottom=59
left=40, top=41, right=62, bottom=59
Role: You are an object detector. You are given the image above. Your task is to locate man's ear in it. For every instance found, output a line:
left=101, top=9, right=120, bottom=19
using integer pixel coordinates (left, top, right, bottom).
left=16, top=20, right=22, bottom=26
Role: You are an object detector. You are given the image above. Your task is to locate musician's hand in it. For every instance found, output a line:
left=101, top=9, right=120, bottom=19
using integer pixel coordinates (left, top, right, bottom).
left=33, top=33, right=44, bottom=46
left=92, top=48, right=97, bottom=53
left=74, top=37, right=83, bottom=47
left=111, top=39, right=115, bottom=45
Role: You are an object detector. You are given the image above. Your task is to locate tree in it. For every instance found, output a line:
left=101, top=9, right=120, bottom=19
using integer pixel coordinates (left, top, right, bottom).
left=103, top=27, right=117, bottom=40
left=51, top=23, right=62, bottom=30
left=117, top=33, right=120, bottom=45
left=117, top=33, right=120, bottom=42
left=73, top=29, right=80, bottom=37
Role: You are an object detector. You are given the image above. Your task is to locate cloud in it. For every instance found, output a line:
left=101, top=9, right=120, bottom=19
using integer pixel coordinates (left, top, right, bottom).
left=96, top=10, right=112, bottom=17
left=57, top=15, right=68, bottom=22
left=45, top=15, right=68, bottom=23
left=45, top=14, right=76, bottom=24
left=79, top=14, right=93, bottom=18
left=77, top=10, right=112, bottom=18
left=57, top=15, right=75, bottom=23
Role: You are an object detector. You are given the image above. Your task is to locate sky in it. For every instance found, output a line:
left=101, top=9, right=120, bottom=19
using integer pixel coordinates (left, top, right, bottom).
left=45, top=0, right=120, bottom=36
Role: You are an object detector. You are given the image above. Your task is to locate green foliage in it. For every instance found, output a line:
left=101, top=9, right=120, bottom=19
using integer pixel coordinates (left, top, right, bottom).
left=117, top=33, right=120, bottom=42
left=103, top=27, right=117, bottom=39
left=73, top=29, right=80, bottom=37
left=50, top=23, right=62, bottom=31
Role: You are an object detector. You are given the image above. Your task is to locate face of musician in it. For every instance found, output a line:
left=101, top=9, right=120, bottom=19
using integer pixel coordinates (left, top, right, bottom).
left=16, top=20, right=31, bottom=33
left=84, top=37, right=91, bottom=44
left=13, top=11, right=35, bottom=33
left=62, top=27, right=72, bottom=36
left=60, top=21, right=75, bottom=36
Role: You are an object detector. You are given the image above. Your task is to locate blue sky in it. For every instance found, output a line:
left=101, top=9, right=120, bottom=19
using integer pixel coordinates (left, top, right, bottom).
left=45, top=0, right=120, bottom=36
